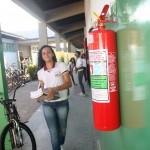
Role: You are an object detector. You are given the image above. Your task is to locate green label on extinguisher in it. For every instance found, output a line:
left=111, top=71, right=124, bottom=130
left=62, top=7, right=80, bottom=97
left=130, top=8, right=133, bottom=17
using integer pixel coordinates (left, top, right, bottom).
left=91, top=75, right=108, bottom=89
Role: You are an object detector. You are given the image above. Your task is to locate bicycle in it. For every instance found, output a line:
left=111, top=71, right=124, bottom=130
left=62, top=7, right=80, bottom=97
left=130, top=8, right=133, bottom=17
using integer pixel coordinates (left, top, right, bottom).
left=0, top=81, right=36, bottom=150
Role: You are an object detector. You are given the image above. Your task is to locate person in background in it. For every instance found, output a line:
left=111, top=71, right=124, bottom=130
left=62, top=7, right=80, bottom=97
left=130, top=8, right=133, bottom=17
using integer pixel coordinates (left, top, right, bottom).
left=20, top=57, right=25, bottom=74
left=81, top=53, right=87, bottom=83
left=75, top=50, right=86, bottom=96
left=86, top=54, right=91, bottom=87
left=67, top=57, right=77, bottom=86
left=24, top=57, right=30, bottom=72
left=37, top=45, right=72, bottom=150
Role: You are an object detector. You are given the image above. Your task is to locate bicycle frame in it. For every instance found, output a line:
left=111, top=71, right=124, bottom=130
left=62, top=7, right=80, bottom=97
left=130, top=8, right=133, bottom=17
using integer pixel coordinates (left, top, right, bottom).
left=0, top=80, right=30, bottom=148
left=11, top=119, right=23, bottom=147
left=0, top=99, right=23, bottom=148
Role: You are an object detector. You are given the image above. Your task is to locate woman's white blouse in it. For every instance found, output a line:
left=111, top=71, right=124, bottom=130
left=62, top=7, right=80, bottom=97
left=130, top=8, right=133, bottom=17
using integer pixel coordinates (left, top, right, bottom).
left=37, top=62, right=68, bottom=102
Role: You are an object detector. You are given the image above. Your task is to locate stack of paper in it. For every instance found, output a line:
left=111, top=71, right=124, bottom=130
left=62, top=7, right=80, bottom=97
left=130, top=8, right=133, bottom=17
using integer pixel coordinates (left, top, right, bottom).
left=30, top=88, right=43, bottom=99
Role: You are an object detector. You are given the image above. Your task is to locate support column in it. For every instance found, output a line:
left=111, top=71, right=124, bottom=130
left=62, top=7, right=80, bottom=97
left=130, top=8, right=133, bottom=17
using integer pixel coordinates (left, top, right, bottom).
left=68, top=42, right=71, bottom=52
left=71, top=44, right=76, bottom=52
left=63, top=39, right=67, bottom=52
left=55, top=33, right=61, bottom=61
left=38, top=21, right=48, bottom=48
left=55, top=33, right=61, bottom=51
left=62, top=39, right=68, bottom=63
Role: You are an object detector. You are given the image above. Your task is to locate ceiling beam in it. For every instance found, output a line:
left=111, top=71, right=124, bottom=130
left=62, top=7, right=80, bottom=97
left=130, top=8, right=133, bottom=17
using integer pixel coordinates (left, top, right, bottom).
left=12, top=0, right=85, bottom=49
left=72, top=42, right=83, bottom=48
left=66, top=32, right=84, bottom=40
left=45, top=1, right=84, bottom=23
left=71, top=36, right=84, bottom=45
left=70, top=36, right=83, bottom=42
left=60, top=21, right=85, bottom=34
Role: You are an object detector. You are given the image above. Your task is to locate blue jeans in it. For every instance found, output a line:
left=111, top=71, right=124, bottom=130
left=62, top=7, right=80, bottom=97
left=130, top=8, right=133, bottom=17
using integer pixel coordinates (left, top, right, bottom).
left=78, top=70, right=85, bottom=94
left=42, top=99, right=69, bottom=150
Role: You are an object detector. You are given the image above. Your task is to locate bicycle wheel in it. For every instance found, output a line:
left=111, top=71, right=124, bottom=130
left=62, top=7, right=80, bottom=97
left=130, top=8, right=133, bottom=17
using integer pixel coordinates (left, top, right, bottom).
left=0, top=122, right=36, bottom=150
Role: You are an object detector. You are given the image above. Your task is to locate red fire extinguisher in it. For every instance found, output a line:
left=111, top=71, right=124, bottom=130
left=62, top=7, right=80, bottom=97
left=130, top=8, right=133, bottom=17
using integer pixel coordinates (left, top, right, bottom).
left=88, top=5, right=120, bottom=131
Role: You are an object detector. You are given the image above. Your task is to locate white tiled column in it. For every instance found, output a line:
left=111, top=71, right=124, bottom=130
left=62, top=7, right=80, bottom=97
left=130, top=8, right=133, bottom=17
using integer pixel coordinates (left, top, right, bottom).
left=68, top=42, right=71, bottom=52
left=38, top=22, right=48, bottom=47
left=55, top=33, right=61, bottom=51
left=63, top=39, right=67, bottom=52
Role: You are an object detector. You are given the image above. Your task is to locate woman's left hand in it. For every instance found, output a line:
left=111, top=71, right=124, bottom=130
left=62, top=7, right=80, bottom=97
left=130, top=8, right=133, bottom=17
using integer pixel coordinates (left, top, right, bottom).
left=45, top=88, right=56, bottom=100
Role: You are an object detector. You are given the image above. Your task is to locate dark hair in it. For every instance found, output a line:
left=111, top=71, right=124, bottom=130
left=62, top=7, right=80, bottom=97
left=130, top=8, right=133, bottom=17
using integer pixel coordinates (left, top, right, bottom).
left=70, top=57, right=75, bottom=62
left=81, top=53, right=86, bottom=58
left=38, top=45, right=57, bottom=70
left=75, top=51, right=81, bottom=57
left=69, top=57, right=76, bottom=65
left=75, top=51, right=81, bottom=56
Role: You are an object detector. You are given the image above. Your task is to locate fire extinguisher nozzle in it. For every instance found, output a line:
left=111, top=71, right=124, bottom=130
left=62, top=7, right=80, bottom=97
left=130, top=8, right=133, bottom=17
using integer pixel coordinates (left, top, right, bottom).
left=89, top=27, right=94, bottom=33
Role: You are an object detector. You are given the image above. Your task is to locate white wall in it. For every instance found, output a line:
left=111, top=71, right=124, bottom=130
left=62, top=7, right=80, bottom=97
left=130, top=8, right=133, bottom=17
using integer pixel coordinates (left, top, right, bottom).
left=2, top=39, right=20, bottom=69
left=84, top=0, right=115, bottom=43
left=31, top=50, right=38, bottom=66
left=4, top=51, right=18, bottom=69
left=2, top=38, right=15, bottom=43
left=18, top=45, right=31, bottom=58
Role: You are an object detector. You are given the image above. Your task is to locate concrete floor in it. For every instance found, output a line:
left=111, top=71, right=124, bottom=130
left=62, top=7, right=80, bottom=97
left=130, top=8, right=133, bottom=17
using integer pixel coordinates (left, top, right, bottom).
left=26, top=74, right=101, bottom=150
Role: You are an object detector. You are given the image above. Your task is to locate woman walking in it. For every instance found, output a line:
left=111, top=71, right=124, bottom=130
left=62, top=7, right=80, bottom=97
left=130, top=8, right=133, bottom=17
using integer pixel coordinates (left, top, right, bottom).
left=75, top=50, right=86, bottom=96
left=37, top=45, right=72, bottom=150
left=81, top=53, right=87, bottom=82
left=67, top=57, right=77, bottom=86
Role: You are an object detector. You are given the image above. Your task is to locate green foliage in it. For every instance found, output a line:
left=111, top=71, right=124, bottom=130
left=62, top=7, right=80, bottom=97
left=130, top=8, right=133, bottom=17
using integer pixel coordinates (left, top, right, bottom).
left=26, top=64, right=37, bottom=80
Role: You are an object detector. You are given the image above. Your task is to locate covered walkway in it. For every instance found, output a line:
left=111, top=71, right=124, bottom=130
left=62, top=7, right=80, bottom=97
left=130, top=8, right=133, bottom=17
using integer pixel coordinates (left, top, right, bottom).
left=23, top=73, right=100, bottom=150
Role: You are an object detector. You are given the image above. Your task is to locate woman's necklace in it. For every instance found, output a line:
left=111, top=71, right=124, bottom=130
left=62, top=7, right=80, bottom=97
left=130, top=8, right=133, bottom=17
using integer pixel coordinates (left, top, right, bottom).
left=46, top=62, right=55, bottom=73
left=47, top=68, right=52, bottom=73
